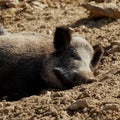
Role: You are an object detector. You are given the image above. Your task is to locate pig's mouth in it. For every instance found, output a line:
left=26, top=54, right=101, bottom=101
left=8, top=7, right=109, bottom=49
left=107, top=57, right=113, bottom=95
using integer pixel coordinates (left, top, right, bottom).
left=53, top=68, right=96, bottom=89
left=53, top=68, right=74, bottom=88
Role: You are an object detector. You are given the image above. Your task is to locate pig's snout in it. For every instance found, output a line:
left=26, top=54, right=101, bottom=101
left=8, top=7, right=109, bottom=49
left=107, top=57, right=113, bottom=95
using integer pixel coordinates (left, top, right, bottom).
left=73, top=70, right=97, bottom=84
left=54, top=67, right=97, bottom=89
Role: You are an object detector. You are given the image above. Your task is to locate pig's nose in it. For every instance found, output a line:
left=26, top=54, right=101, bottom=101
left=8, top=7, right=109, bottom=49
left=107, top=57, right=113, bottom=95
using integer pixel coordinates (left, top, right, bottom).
left=84, top=71, right=97, bottom=83
left=88, top=75, right=97, bottom=83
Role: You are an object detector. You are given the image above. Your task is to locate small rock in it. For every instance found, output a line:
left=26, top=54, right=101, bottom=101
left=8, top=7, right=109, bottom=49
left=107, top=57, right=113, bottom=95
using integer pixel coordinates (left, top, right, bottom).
left=68, top=99, right=89, bottom=110
left=31, top=1, right=48, bottom=10
left=111, top=41, right=120, bottom=46
left=107, top=45, right=120, bottom=54
left=102, top=103, right=120, bottom=111
left=0, top=26, right=8, bottom=35
left=6, top=0, right=19, bottom=8
left=81, top=1, right=120, bottom=18
left=88, top=0, right=117, bottom=3
left=0, top=103, right=3, bottom=108
left=88, top=0, right=105, bottom=2
left=47, top=29, right=52, bottom=35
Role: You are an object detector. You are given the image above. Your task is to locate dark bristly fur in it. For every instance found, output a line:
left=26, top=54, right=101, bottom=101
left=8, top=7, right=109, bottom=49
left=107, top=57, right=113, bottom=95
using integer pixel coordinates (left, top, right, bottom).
left=54, top=26, right=72, bottom=50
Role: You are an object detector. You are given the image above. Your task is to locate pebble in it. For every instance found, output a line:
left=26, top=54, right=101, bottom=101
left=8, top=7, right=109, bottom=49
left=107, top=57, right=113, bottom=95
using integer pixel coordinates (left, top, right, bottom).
left=107, top=45, right=120, bottom=54
left=68, top=99, right=89, bottom=110
left=111, top=41, right=120, bottom=46
left=31, top=1, right=48, bottom=10
left=6, top=0, right=19, bottom=8
left=103, top=103, right=120, bottom=112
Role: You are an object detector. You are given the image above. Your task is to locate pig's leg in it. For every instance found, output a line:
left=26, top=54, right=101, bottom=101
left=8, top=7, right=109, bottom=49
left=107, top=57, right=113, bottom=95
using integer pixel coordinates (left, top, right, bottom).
left=91, top=44, right=104, bottom=69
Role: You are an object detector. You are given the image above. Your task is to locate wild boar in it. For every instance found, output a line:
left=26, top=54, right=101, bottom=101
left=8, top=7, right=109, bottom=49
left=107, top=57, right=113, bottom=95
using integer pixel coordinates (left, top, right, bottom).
left=0, top=26, right=103, bottom=100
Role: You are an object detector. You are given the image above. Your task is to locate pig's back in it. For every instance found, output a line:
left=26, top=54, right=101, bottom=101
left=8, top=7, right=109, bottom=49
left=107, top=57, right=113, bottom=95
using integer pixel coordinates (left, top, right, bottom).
left=0, top=32, right=54, bottom=58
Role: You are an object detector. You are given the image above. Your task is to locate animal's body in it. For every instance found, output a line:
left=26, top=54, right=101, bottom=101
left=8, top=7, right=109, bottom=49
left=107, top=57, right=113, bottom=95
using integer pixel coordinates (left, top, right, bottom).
left=0, top=26, right=103, bottom=100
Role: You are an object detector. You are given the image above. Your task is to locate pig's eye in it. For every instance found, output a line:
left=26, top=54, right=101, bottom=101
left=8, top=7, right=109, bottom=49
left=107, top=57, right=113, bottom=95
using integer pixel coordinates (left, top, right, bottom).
left=70, top=54, right=81, bottom=60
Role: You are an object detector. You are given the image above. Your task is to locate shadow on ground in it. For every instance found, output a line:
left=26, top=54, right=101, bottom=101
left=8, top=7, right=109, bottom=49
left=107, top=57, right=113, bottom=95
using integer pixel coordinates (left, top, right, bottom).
left=68, top=17, right=117, bottom=28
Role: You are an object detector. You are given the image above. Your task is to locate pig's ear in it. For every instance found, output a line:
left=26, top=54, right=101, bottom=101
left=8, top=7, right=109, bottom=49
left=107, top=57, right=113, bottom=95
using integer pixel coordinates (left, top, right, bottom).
left=54, top=26, right=72, bottom=51
left=91, top=44, right=104, bottom=69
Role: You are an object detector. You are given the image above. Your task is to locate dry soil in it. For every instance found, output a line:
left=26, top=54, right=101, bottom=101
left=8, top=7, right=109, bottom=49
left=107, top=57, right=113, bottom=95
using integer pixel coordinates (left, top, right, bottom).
left=0, top=0, right=120, bottom=120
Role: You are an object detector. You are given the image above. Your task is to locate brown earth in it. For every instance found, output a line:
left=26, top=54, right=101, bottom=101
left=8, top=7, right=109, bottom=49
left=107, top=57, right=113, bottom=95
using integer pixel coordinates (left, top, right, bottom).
left=0, top=0, right=120, bottom=120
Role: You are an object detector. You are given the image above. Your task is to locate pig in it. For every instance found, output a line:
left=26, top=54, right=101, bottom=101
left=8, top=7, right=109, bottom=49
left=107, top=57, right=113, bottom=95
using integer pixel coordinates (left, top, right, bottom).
left=0, top=26, right=103, bottom=100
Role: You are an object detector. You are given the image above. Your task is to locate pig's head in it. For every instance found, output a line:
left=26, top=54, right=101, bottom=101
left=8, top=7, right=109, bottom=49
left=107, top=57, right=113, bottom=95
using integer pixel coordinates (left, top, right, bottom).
left=41, top=26, right=104, bottom=89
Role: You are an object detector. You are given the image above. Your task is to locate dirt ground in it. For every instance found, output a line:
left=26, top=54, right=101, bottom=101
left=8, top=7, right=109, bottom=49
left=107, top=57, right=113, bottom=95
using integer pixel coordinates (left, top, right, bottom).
left=0, top=0, right=120, bottom=120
